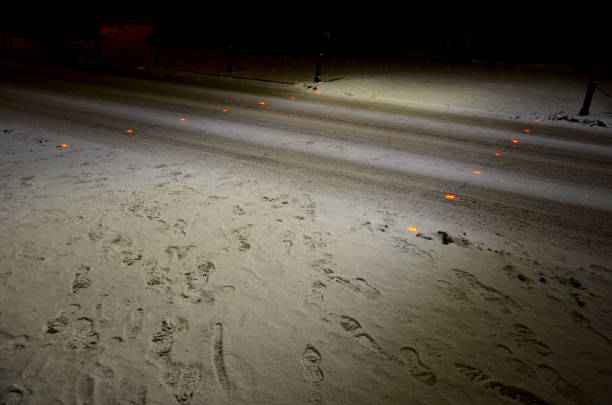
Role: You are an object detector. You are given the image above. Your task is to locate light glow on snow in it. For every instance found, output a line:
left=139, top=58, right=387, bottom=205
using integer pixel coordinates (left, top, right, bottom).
left=408, top=226, right=419, bottom=232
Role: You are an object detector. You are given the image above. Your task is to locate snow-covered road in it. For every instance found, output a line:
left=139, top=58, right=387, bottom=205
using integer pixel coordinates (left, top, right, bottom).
left=2, top=65, right=612, bottom=215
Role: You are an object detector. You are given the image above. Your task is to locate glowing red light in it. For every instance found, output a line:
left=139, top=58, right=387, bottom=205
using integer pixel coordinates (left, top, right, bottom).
left=408, top=226, right=419, bottom=232
left=472, top=170, right=481, bottom=174
left=522, top=129, right=531, bottom=133
left=445, top=194, right=456, bottom=200
left=510, top=139, right=519, bottom=143
left=493, top=153, right=502, bottom=157
left=60, top=144, right=69, bottom=147
left=125, top=129, right=133, bottom=134
left=258, top=101, right=266, bottom=105
left=289, top=97, right=295, bottom=100
left=222, top=109, right=229, bottom=112
left=535, top=119, right=541, bottom=123
left=180, top=118, right=186, bottom=121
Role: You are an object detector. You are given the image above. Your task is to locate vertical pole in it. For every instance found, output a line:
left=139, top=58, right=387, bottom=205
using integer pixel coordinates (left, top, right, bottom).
left=314, top=51, right=322, bottom=83
left=314, top=30, right=330, bottom=83
left=579, top=74, right=598, bottom=116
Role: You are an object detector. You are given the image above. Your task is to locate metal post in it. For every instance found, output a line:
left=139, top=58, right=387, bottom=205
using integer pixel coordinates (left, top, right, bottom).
left=314, top=51, right=323, bottom=83
left=227, top=45, right=234, bottom=73
left=579, top=74, right=598, bottom=116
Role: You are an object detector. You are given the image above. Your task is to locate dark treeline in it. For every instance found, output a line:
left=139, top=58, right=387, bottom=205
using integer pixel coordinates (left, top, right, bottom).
left=1, top=0, right=609, bottom=66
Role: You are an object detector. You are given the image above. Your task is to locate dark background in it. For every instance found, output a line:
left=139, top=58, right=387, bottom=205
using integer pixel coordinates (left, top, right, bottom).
left=1, top=0, right=609, bottom=67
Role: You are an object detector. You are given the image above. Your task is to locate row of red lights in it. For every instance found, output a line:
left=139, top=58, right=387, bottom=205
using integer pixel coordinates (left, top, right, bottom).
left=59, top=97, right=298, bottom=146
left=119, top=96, right=306, bottom=135
left=442, top=123, right=534, bottom=201
left=408, top=120, right=538, bottom=233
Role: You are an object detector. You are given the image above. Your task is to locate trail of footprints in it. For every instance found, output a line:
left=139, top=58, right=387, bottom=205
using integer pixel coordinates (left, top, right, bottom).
left=452, top=268, right=521, bottom=314
left=511, top=323, right=552, bottom=357
left=45, top=218, right=235, bottom=402
left=262, top=193, right=316, bottom=222
left=148, top=317, right=203, bottom=403
left=28, top=191, right=601, bottom=404
left=147, top=318, right=237, bottom=402
left=308, top=253, right=380, bottom=301
left=20, top=193, right=365, bottom=403
left=41, top=304, right=147, bottom=404
left=454, top=360, right=589, bottom=405
left=141, top=249, right=224, bottom=306
left=339, top=315, right=437, bottom=386
left=452, top=320, right=590, bottom=405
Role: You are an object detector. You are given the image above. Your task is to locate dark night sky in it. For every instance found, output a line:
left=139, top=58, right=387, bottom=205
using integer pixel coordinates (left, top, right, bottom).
left=1, top=1, right=609, bottom=65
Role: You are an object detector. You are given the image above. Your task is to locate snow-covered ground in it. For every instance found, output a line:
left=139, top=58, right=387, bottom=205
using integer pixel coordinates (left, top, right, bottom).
left=0, top=55, right=611, bottom=405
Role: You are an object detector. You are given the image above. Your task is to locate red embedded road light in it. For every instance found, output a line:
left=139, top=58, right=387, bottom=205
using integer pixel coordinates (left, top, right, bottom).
left=445, top=194, right=456, bottom=200
left=510, top=139, right=519, bottom=144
